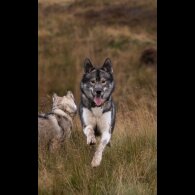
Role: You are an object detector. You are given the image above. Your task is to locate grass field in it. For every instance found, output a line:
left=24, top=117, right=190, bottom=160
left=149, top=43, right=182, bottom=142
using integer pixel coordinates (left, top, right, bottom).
left=38, top=0, right=157, bottom=194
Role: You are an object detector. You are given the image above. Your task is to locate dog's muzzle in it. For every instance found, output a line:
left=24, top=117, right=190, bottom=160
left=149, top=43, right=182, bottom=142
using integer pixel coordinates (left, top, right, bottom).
left=94, top=88, right=103, bottom=97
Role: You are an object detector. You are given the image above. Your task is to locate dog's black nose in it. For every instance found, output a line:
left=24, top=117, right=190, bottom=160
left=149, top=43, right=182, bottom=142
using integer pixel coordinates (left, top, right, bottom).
left=96, top=91, right=102, bottom=95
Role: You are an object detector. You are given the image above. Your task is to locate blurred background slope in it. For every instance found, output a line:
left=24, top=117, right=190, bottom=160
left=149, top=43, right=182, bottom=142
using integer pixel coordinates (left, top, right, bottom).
left=38, top=0, right=156, bottom=111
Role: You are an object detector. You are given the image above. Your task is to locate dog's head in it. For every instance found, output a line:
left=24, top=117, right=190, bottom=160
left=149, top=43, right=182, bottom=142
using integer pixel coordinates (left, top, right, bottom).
left=52, top=91, right=77, bottom=116
left=80, top=58, right=115, bottom=106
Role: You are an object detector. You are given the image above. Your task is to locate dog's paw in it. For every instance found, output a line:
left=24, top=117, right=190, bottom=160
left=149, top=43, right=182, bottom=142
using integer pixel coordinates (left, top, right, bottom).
left=91, top=154, right=102, bottom=167
left=87, top=134, right=96, bottom=145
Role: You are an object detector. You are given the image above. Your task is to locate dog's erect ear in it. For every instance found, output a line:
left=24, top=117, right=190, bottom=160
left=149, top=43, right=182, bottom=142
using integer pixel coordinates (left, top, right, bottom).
left=83, top=58, right=94, bottom=73
left=66, top=90, right=74, bottom=100
left=52, top=93, right=58, bottom=102
left=101, top=58, right=113, bottom=73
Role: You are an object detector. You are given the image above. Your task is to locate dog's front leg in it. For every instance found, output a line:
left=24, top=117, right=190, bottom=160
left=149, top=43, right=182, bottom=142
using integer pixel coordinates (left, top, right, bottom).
left=83, top=125, right=96, bottom=145
left=48, top=115, right=63, bottom=139
left=91, top=131, right=111, bottom=167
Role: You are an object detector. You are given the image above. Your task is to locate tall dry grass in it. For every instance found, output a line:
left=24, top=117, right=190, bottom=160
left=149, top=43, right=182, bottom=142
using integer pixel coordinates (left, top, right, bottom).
left=38, top=0, right=157, bottom=194
left=38, top=95, right=156, bottom=194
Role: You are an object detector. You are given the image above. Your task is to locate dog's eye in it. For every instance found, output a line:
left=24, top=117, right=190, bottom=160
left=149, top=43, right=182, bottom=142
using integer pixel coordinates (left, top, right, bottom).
left=101, top=80, right=106, bottom=84
left=90, top=80, right=96, bottom=84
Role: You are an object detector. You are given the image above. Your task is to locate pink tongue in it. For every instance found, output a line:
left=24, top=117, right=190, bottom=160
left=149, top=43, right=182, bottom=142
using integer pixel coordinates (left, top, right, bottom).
left=94, top=97, right=103, bottom=106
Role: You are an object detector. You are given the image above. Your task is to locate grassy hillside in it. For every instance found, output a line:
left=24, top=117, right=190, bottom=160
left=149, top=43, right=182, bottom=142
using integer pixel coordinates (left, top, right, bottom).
left=38, top=0, right=157, bottom=194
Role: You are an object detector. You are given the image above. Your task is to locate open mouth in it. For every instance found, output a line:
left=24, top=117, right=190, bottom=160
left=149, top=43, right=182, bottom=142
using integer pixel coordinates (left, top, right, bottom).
left=93, top=96, right=105, bottom=106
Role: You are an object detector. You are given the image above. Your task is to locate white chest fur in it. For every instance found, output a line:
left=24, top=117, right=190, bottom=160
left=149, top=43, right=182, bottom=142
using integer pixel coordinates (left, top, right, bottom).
left=82, top=107, right=112, bottom=133
left=91, top=107, right=103, bottom=117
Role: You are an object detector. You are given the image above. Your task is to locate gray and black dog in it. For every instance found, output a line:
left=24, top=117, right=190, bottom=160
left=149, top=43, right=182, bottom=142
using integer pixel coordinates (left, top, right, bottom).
left=79, top=58, right=116, bottom=167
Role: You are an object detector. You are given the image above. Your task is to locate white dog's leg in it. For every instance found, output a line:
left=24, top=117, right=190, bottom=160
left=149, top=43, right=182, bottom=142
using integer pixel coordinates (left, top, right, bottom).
left=48, top=115, right=63, bottom=139
left=83, top=125, right=96, bottom=145
left=91, top=131, right=111, bottom=167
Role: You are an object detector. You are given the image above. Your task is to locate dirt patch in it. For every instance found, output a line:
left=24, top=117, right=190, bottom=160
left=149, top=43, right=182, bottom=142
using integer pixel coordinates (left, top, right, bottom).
left=140, top=48, right=157, bottom=67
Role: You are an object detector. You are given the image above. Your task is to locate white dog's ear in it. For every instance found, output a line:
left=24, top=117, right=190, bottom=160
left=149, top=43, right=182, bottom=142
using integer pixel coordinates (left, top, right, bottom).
left=66, top=91, right=74, bottom=100
left=83, top=58, right=95, bottom=73
left=101, top=58, right=113, bottom=73
left=52, top=93, right=58, bottom=102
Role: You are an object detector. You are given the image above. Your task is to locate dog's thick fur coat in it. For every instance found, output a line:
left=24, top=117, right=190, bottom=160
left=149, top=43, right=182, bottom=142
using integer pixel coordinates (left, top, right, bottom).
left=38, top=91, right=77, bottom=150
left=79, top=58, right=116, bottom=167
